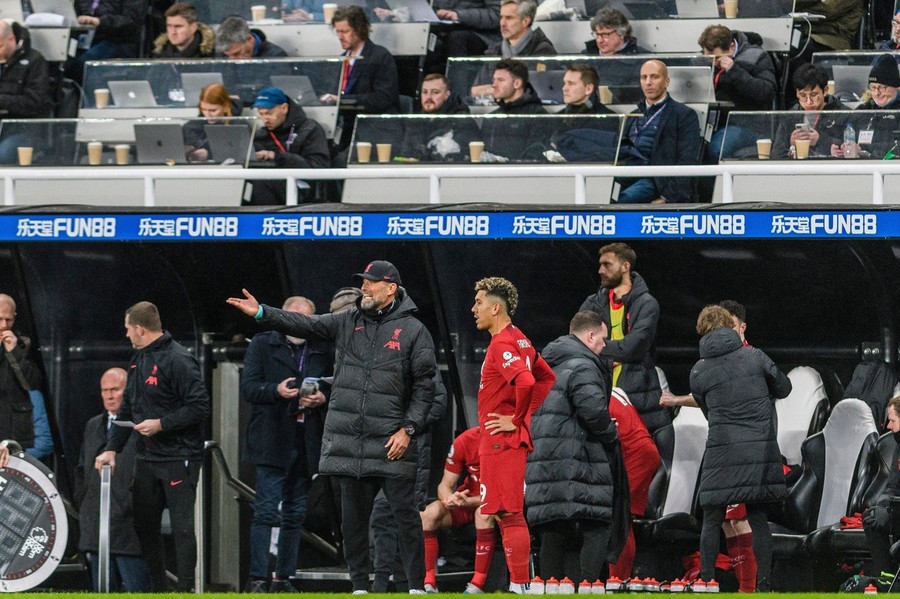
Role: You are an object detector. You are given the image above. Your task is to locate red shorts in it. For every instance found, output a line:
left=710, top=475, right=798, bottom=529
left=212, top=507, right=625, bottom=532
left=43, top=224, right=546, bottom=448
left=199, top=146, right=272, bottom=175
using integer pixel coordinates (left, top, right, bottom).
left=449, top=505, right=477, bottom=528
left=725, top=503, right=747, bottom=520
left=479, top=447, right=527, bottom=515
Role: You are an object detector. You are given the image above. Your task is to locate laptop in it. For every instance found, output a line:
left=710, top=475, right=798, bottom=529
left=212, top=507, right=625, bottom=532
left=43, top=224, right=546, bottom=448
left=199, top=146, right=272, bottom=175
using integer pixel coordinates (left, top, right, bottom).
left=204, top=124, right=253, bottom=166
left=621, top=1, right=669, bottom=18
left=674, top=0, right=718, bottom=18
left=832, top=65, right=871, bottom=102
left=385, top=0, right=440, bottom=22
left=529, top=70, right=566, bottom=105
left=667, top=66, right=714, bottom=103
left=109, top=80, right=158, bottom=108
left=134, top=123, right=188, bottom=165
left=29, top=0, right=80, bottom=26
left=181, top=72, right=224, bottom=105
left=269, top=75, right=318, bottom=106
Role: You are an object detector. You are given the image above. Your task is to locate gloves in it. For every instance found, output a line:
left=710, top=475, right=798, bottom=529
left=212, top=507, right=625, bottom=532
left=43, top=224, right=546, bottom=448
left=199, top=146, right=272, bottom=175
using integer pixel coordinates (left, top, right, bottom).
left=863, top=505, right=890, bottom=529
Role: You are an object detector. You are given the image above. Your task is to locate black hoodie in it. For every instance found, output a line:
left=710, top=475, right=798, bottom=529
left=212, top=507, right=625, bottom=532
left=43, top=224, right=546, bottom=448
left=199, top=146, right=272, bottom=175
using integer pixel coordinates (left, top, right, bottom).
left=482, top=84, right=548, bottom=160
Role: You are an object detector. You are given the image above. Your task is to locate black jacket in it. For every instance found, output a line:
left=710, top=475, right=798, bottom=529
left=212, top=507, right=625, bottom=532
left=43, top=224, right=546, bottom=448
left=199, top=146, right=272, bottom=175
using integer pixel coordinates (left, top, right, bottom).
left=689, top=327, right=792, bottom=508
left=400, top=96, right=480, bottom=161
left=241, top=331, right=333, bottom=472
left=152, top=22, right=215, bottom=58
left=0, top=46, right=49, bottom=119
left=258, top=288, right=436, bottom=480
left=712, top=31, right=776, bottom=111
left=76, top=413, right=142, bottom=555
left=526, top=334, right=618, bottom=527
left=482, top=84, right=548, bottom=160
left=484, top=27, right=557, bottom=56
left=853, top=96, right=900, bottom=159
left=249, top=29, right=288, bottom=57
left=433, top=0, right=501, bottom=42
left=771, top=95, right=849, bottom=159
left=338, top=40, right=401, bottom=148
left=77, top=0, right=148, bottom=44
left=107, top=332, right=210, bottom=461
left=0, top=335, right=40, bottom=448
left=581, top=272, right=667, bottom=433
left=582, top=36, right=648, bottom=55
left=623, top=95, right=700, bottom=203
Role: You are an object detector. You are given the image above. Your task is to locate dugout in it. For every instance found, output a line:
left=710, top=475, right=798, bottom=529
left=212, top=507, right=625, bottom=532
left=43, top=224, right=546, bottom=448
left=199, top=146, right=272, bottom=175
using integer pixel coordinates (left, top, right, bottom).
left=0, top=203, right=896, bottom=591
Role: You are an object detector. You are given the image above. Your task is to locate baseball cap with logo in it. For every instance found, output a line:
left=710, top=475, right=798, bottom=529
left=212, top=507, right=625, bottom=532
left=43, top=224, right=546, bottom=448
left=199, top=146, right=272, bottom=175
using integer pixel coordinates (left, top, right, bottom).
left=353, top=260, right=402, bottom=285
left=253, top=86, right=289, bottom=109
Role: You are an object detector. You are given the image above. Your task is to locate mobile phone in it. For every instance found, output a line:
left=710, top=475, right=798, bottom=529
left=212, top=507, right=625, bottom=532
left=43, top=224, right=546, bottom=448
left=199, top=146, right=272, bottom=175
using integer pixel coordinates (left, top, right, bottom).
left=795, top=123, right=811, bottom=132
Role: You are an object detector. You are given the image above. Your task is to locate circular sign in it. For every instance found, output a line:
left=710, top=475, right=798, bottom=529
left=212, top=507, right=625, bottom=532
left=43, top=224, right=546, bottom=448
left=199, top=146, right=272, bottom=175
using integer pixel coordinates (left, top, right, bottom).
left=0, top=453, right=67, bottom=592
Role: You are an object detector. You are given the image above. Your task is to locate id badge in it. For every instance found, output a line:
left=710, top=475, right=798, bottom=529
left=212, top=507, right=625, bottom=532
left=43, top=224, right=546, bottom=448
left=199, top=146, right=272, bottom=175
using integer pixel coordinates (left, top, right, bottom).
left=858, top=130, right=874, bottom=145
left=77, top=29, right=95, bottom=51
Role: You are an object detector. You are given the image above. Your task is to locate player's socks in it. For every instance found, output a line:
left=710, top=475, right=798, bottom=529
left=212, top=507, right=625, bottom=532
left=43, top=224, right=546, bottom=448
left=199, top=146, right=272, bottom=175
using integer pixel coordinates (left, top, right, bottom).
left=470, top=528, right=497, bottom=590
left=424, top=530, right=439, bottom=587
left=608, top=526, right=635, bottom=578
left=498, top=513, right=531, bottom=585
left=730, top=533, right=757, bottom=593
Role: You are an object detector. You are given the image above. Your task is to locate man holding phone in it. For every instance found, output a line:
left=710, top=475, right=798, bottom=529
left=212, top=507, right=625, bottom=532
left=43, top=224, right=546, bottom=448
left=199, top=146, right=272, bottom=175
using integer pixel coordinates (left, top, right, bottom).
left=771, top=63, right=848, bottom=159
left=240, top=296, right=333, bottom=593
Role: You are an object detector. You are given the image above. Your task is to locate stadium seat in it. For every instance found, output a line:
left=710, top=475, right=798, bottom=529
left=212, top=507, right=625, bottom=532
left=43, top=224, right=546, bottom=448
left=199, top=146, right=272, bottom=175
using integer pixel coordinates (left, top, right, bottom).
left=776, top=366, right=830, bottom=466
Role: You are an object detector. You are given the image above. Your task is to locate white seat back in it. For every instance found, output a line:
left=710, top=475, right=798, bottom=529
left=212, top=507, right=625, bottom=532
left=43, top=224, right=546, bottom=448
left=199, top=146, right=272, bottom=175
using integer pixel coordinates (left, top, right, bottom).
left=661, top=406, right=708, bottom=516
left=776, top=366, right=827, bottom=466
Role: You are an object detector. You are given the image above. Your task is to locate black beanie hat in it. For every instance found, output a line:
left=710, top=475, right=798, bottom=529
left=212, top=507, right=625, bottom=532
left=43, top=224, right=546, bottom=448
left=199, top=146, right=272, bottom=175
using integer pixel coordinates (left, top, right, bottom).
left=868, top=54, right=900, bottom=88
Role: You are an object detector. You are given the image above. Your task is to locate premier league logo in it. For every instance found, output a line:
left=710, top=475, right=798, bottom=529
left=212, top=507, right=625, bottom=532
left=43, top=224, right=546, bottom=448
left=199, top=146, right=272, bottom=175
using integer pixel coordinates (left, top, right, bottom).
left=0, top=454, right=67, bottom=592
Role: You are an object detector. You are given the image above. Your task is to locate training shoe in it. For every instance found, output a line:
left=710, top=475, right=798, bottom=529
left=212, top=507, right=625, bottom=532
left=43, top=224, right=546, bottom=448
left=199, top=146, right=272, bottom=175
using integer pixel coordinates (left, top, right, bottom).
left=509, top=582, right=530, bottom=594
left=410, top=590, right=427, bottom=594
left=464, top=582, right=484, bottom=594
left=424, top=584, right=439, bottom=593
left=269, top=578, right=295, bottom=593
left=244, top=578, right=269, bottom=593
left=352, top=590, right=369, bottom=595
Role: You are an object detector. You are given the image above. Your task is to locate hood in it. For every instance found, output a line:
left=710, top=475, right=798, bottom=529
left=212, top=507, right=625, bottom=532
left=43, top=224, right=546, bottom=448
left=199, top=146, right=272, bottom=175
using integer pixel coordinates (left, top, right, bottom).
left=496, top=83, right=544, bottom=112
left=698, top=327, right=743, bottom=359
left=265, top=100, right=309, bottom=135
left=599, top=271, right=651, bottom=307
left=542, top=334, right=601, bottom=369
left=152, top=22, right=215, bottom=56
left=359, top=286, right=419, bottom=321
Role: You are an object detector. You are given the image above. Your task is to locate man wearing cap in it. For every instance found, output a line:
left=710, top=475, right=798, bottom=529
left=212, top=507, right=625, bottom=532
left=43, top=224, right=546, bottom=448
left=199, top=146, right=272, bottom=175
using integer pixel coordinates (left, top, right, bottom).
left=834, top=54, right=900, bottom=159
left=227, top=260, right=436, bottom=594
left=247, top=86, right=331, bottom=205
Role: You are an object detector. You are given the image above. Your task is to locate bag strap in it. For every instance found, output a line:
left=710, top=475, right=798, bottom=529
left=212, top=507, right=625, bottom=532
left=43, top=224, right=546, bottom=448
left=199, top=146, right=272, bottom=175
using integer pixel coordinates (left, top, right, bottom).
left=4, top=348, right=33, bottom=392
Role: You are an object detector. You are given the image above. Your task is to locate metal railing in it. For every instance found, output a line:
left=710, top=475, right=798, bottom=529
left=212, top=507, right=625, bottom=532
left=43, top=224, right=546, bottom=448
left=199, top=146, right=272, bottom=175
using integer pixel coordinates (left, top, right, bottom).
left=3, top=163, right=900, bottom=206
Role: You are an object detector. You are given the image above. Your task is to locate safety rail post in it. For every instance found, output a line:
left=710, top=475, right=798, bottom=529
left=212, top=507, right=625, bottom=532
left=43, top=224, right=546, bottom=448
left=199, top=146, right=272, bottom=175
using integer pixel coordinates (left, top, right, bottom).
left=429, top=174, right=440, bottom=204
left=195, top=459, right=205, bottom=593
left=873, top=171, right=884, bottom=205
left=98, top=464, right=111, bottom=593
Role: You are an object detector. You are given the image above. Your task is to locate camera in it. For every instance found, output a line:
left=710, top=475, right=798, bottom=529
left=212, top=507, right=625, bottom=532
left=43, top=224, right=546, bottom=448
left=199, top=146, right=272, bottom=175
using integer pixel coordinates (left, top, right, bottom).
left=299, top=377, right=320, bottom=397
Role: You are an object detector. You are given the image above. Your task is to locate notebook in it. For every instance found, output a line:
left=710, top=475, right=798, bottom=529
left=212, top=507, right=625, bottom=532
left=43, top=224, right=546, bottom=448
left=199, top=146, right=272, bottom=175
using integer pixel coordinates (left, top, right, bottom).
left=134, top=123, right=188, bottom=164
left=108, top=80, right=158, bottom=108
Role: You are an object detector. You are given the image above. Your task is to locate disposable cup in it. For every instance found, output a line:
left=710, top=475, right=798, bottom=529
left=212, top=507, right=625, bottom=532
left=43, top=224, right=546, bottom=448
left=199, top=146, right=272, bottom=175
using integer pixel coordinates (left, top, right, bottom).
left=356, top=142, right=372, bottom=163
left=115, top=144, right=130, bottom=165
left=17, top=146, right=32, bottom=166
left=794, top=138, right=810, bottom=159
left=724, top=0, right=738, bottom=18
left=87, top=141, right=103, bottom=165
left=323, top=3, right=337, bottom=22
left=376, top=143, right=391, bottom=163
left=251, top=5, right=267, bottom=21
left=756, top=138, right=771, bottom=160
left=94, top=87, right=110, bottom=108
left=469, top=141, right=484, bottom=162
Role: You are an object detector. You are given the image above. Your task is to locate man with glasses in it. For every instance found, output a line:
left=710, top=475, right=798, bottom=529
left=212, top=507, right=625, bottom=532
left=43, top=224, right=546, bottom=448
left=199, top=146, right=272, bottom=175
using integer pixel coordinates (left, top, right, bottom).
left=771, top=63, right=848, bottom=159
left=834, top=54, right=900, bottom=159
left=582, top=8, right=647, bottom=56
left=878, top=9, right=900, bottom=51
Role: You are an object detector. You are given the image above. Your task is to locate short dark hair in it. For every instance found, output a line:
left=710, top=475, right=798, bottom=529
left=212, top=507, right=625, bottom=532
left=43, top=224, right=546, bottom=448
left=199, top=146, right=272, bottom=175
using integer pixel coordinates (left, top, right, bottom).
left=494, top=58, right=529, bottom=84
left=332, top=5, right=371, bottom=40
left=474, top=277, right=519, bottom=316
left=599, top=242, right=636, bottom=267
left=126, top=301, right=162, bottom=332
left=698, top=24, right=733, bottom=51
left=569, top=310, right=606, bottom=335
left=567, top=63, right=599, bottom=90
left=718, top=299, right=746, bottom=323
left=590, top=7, right=631, bottom=38
left=166, top=2, right=199, bottom=22
left=792, top=63, right=829, bottom=92
left=696, top=304, right=734, bottom=336
left=889, top=396, right=900, bottom=419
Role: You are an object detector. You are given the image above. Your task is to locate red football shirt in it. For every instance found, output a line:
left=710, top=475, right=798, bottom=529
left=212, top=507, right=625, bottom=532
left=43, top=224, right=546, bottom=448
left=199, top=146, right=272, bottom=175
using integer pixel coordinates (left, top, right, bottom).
left=444, top=427, right=481, bottom=497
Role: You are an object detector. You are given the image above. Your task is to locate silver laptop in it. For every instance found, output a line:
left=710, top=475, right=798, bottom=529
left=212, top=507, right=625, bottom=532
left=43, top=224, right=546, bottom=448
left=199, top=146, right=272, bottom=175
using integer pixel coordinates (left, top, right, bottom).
left=667, top=66, right=714, bottom=103
left=385, top=0, right=440, bottom=22
left=181, top=72, right=224, bottom=105
left=30, top=0, right=80, bottom=25
left=269, top=75, right=317, bottom=106
left=674, top=0, right=718, bottom=18
left=529, top=70, right=566, bottom=105
left=109, top=80, right=158, bottom=108
left=134, top=123, right=188, bottom=164
left=204, top=124, right=253, bottom=166
left=832, top=65, right=871, bottom=101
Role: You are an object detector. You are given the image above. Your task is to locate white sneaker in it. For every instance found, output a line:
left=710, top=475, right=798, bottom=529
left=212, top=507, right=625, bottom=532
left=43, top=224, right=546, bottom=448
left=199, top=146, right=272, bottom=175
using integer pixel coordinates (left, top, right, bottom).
left=352, top=590, right=369, bottom=595
left=424, top=584, right=439, bottom=593
left=464, top=582, right=484, bottom=594
left=509, top=582, right=530, bottom=594
left=410, top=590, right=427, bottom=595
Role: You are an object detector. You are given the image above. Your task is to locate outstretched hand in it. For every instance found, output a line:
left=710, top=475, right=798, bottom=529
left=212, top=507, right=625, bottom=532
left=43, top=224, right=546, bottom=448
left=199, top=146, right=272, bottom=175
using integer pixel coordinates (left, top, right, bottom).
left=226, top=288, right=260, bottom=317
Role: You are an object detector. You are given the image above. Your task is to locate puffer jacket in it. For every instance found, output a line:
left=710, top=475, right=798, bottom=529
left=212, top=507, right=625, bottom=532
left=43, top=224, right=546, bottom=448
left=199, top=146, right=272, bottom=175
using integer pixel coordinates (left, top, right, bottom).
left=152, top=22, right=215, bottom=58
left=712, top=31, right=776, bottom=111
left=581, top=272, right=668, bottom=433
left=689, top=327, right=792, bottom=508
left=258, top=288, right=436, bottom=480
left=526, top=334, right=617, bottom=526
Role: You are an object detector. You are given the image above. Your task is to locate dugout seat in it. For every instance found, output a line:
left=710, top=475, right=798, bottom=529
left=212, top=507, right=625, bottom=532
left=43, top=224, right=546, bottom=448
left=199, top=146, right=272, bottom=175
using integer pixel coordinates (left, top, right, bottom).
left=776, top=366, right=830, bottom=467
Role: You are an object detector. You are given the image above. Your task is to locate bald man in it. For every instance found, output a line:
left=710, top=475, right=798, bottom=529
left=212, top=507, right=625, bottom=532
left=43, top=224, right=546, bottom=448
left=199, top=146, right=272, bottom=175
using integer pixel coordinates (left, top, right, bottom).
left=0, top=294, right=42, bottom=450
left=615, top=60, right=700, bottom=204
left=76, top=368, right=150, bottom=592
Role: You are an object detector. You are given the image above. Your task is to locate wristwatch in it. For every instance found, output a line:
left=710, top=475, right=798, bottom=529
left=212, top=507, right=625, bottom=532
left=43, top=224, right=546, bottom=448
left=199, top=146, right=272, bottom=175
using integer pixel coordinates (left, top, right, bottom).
left=403, top=423, right=417, bottom=437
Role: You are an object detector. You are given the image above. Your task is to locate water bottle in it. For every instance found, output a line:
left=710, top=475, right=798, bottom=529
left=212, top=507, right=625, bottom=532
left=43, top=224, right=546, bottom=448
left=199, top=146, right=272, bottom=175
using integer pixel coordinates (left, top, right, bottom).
left=844, top=122, right=858, bottom=158
left=559, top=577, right=575, bottom=594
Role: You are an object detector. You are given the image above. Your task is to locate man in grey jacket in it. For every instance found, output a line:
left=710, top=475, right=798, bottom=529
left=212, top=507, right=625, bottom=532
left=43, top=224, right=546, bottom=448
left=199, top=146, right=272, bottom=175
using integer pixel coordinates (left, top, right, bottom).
left=228, top=260, right=436, bottom=594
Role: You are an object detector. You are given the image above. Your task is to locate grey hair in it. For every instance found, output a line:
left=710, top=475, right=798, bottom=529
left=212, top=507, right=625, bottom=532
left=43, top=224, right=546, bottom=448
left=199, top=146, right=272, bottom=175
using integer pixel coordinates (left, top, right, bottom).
left=590, top=7, right=632, bottom=38
left=215, top=16, right=251, bottom=53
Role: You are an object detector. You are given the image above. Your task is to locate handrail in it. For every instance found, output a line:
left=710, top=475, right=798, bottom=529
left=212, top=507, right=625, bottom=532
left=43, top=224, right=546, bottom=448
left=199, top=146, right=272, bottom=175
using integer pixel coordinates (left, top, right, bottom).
left=203, top=441, right=340, bottom=561
left=4, top=162, right=900, bottom=206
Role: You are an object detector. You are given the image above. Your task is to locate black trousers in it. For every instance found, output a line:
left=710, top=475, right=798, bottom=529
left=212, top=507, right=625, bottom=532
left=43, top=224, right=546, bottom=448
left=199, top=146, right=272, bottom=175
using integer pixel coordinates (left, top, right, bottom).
left=337, top=475, right=424, bottom=592
left=536, top=519, right=612, bottom=583
left=700, top=503, right=772, bottom=588
left=132, top=459, right=201, bottom=592
left=864, top=512, right=894, bottom=574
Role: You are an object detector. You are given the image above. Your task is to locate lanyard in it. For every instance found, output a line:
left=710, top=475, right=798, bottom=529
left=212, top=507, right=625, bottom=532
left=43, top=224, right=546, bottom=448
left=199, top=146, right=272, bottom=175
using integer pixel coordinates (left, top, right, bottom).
left=292, top=342, right=308, bottom=376
left=630, top=102, right=667, bottom=140
left=268, top=125, right=296, bottom=153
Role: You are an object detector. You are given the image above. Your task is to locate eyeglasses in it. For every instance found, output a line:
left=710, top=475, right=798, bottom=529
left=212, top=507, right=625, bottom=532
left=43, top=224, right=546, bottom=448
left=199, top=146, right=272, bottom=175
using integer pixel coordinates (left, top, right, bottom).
left=892, top=19, right=900, bottom=27
left=869, top=83, right=895, bottom=93
left=592, top=29, right=617, bottom=39
left=796, top=91, right=823, bottom=102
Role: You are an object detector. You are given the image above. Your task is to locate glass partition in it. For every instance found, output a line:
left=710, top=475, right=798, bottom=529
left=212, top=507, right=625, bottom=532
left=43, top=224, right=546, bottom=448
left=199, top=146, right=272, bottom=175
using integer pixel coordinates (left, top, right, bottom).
left=0, top=117, right=258, bottom=166
left=350, top=113, right=628, bottom=164
left=447, top=55, right=715, bottom=109
left=189, top=0, right=426, bottom=24
left=82, top=58, right=345, bottom=110
left=719, top=110, right=900, bottom=161
left=810, top=51, right=900, bottom=104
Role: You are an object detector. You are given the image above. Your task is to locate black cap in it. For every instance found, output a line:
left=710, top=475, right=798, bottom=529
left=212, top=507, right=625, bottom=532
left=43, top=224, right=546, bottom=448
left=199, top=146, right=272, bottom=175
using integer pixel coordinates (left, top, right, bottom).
left=353, top=260, right=402, bottom=285
left=869, top=54, right=900, bottom=88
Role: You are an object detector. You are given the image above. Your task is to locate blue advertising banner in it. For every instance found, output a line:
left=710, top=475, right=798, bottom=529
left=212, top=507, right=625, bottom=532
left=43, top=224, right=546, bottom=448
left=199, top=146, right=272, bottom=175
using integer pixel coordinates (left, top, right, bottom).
left=0, top=210, right=890, bottom=241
